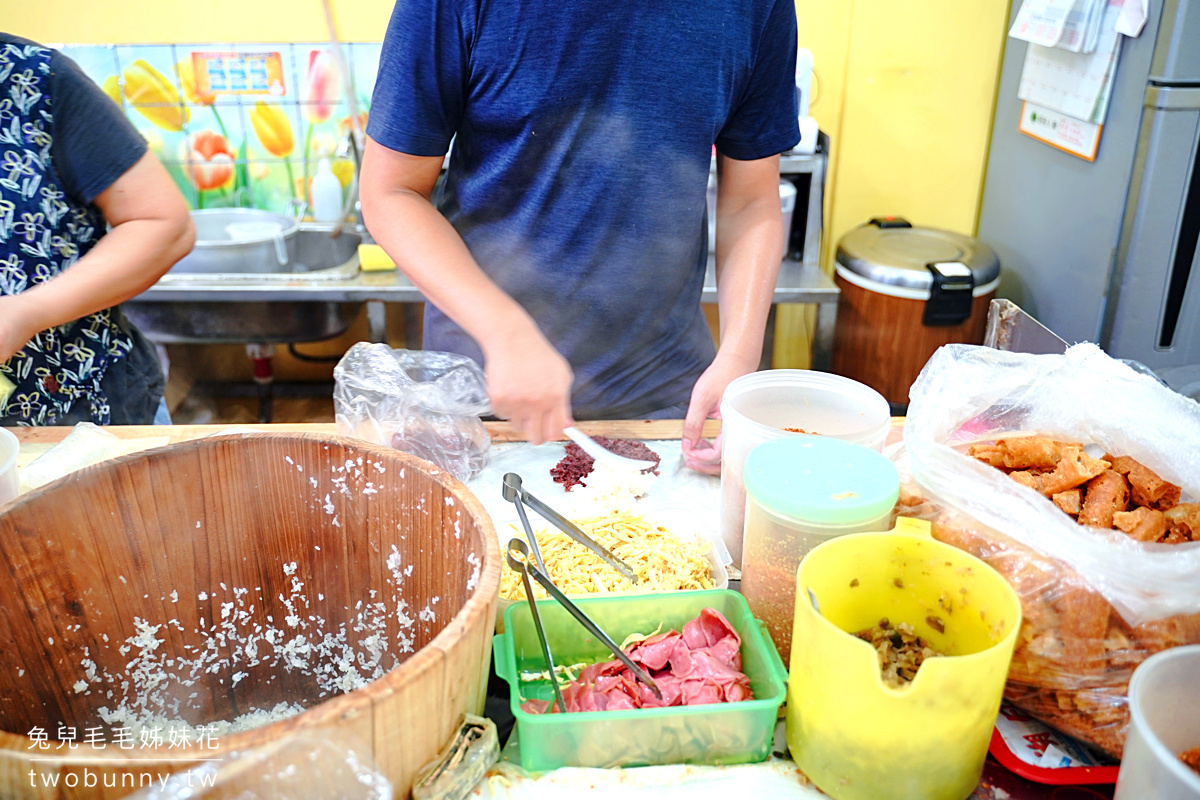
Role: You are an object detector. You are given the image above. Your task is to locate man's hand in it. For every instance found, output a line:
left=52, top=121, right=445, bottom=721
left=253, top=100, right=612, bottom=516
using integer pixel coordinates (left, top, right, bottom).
left=361, top=138, right=578, bottom=445
left=681, top=152, right=784, bottom=474
left=681, top=350, right=759, bottom=474
left=0, top=296, right=40, bottom=363
left=483, top=318, right=574, bottom=445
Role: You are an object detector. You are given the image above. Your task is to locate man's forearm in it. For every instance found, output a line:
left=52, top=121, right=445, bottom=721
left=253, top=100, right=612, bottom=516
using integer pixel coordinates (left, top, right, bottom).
left=680, top=166, right=783, bottom=458
left=359, top=139, right=575, bottom=440
left=712, top=187, right=783, bottom=364
left=361, top=182, right=539, bottom=352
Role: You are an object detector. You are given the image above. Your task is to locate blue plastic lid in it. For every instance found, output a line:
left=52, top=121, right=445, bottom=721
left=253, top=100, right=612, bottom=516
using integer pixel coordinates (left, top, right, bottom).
left=742, top=436, right=899, bottom=525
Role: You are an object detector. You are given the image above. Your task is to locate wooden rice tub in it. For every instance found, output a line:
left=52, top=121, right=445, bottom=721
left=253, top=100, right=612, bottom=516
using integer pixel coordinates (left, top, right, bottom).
left=0, top=433, right=501, bottom=799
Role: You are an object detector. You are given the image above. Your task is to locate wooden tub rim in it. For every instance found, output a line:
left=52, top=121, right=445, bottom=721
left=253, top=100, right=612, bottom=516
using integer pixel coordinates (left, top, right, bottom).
left=0, top=431, right=502, bottom=766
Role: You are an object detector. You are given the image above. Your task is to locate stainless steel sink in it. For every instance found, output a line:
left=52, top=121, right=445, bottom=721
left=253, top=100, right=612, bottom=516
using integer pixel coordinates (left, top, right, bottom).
left=125, top=227, right=364, bottom=344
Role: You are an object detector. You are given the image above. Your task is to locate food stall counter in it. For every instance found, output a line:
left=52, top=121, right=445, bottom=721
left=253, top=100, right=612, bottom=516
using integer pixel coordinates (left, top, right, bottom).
left=1, top=420, right=1112, bottom=799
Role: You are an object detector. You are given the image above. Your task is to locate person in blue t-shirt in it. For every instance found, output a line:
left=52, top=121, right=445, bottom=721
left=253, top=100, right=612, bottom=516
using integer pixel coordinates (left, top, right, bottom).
left=360, top=0, right=800, bottom=470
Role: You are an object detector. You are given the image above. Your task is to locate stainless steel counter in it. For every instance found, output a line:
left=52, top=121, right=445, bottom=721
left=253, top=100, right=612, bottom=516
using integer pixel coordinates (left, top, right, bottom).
left=133, top=257, right=831, bottom=304
left=131, top=257, right=839, bottom=367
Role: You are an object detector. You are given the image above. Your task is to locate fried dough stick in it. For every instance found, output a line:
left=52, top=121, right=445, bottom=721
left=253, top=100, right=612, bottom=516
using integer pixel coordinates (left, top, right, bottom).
left=1079, top=470, right=1130, bottom=528
left=1114, top=507, right=1168, bottom=542
left=1164, top=504, right=1200, bottom=541
left=970, top=437, right=1075, bottom=471
left=1010, top=446, right=1110, bottom=497
left=1106, top=455, right=1181, bottom=510
left=1053, top=489, right=1082, bottom=516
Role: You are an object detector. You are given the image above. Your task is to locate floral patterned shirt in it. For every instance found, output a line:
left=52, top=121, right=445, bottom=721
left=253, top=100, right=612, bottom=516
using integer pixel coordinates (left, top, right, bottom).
left=0, top=38, right=146, bottom=425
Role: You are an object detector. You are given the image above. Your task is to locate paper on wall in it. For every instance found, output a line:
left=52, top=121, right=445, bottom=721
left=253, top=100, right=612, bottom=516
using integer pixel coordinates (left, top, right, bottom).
left=1009, top=0, right=1078, bottom=47
left=1017, top=0, right=1124, bottom=124
left=1018, top=102, right=1104, bottom=161
left=1057, top=0, right=1108, bottom=53
left=1115, top=0, right=1149, bottom=36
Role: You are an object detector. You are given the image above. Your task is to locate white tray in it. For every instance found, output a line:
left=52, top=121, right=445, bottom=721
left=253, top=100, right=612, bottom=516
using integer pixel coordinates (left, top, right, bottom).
left=491, top=504, right=731, bottom=633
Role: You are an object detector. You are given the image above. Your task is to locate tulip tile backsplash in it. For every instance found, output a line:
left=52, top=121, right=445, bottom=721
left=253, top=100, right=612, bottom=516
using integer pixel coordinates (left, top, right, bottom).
left=59, top=43, right=378, bottom=216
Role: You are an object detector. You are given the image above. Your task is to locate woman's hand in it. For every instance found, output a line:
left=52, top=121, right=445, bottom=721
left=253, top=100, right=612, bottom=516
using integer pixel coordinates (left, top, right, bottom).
left=0, top=295, right=40, bottom=363
left=482, top=318, right=574, bottom=446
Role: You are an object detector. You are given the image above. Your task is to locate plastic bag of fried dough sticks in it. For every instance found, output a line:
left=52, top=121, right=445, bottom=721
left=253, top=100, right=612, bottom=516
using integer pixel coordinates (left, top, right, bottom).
left=898, top=343, right=1200, bottom=759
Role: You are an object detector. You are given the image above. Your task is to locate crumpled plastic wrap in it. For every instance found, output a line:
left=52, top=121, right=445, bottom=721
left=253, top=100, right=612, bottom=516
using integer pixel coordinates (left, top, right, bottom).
left=898, top=342, right=1200, bottom=758
left=127, top=736, right=392, bottom=800
left=334, top=343, right=492, bottom=480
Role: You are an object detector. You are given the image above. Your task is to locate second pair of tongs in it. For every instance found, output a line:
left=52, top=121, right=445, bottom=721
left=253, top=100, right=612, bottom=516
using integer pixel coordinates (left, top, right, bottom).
left=501, top=473, right=638, bottom=583
left=507, top=537, right=662, bottom=712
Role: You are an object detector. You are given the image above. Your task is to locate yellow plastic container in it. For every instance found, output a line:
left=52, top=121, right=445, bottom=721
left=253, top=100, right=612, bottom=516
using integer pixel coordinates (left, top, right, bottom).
left=786, top=518, right=1021, bottom=800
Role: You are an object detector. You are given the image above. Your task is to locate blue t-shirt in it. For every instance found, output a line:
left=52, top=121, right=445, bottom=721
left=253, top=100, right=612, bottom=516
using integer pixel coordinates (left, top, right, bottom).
left=368, top=0, right=800, bottom=419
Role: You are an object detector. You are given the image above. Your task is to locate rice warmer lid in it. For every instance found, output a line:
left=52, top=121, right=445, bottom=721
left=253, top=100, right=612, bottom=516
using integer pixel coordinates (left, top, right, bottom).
left=835, top=217, right=1000, bottom=292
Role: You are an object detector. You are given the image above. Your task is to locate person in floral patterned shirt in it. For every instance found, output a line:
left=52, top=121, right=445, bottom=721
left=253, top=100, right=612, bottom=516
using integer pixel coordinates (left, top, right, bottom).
left=0, top=33, right=194, bottom=426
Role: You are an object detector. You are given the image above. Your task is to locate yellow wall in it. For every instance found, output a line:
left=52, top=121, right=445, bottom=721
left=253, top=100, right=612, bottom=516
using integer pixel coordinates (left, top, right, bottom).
left=2, top=0, right=394, bottom=44
left=774, top=0, right=1010, bottom=368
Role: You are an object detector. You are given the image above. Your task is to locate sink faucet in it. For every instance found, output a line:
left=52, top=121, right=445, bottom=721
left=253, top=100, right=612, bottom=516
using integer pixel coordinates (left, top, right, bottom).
left=286, top=197, right=309, bottom=223
left=332, top=130, right=367, bottom=239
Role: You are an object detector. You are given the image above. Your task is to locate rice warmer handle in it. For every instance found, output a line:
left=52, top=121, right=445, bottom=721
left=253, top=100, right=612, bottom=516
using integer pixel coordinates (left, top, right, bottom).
left=836, top=217, right=1000, bottom=327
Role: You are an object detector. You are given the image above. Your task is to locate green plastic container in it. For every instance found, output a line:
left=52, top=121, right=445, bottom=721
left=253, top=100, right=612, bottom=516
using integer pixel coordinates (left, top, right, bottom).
left=494, top=589, right=788, bottom=771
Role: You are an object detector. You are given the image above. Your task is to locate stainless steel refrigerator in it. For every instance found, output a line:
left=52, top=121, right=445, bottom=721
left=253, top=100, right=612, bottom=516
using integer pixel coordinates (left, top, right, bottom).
left=978, top=0, right=1200, bottom=396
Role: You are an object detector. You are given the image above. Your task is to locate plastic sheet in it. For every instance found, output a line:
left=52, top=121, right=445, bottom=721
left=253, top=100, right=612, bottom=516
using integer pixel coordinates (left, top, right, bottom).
left=900, top=343, right=1200, bottom=758
left=127, top=735, right=392, bottom=799
left=467, top=440, right=722, bottom=537
left=334, top=343, right=491, bottom=480
left=20, top=422, right=127, bottom=491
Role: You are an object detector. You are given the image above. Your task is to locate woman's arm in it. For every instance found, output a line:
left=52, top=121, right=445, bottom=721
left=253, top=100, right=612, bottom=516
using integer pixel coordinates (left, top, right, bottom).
left=681, top=153, right=783, bottom=473
left=0, top=152, right=195, bottom=360
left=359, top=137, right=574, bottom=444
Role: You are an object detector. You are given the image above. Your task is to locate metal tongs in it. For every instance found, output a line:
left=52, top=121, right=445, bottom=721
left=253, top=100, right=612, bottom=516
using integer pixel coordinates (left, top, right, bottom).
left=506, top=538, right=663, bottom=711
left=501, top=473, right=638, bottom=583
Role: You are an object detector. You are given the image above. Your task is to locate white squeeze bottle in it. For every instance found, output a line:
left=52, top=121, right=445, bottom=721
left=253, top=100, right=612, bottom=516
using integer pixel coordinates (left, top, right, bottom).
left=311, top=158, right=343, bottom=223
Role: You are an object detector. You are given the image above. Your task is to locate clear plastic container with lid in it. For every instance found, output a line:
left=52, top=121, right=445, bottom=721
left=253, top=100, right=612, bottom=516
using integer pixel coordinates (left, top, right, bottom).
left=740, top=435, right=899, bottom=665
left=719, top=369, right=890, bottom=567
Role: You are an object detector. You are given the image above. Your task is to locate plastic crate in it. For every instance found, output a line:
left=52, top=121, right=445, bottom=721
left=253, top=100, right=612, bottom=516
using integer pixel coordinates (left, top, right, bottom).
left=494, top=589, right=787, bottom=770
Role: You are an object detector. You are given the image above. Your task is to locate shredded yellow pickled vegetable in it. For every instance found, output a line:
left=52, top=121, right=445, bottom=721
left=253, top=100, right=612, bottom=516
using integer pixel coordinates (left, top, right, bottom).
left=500, top=513, right=715, bottom=601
